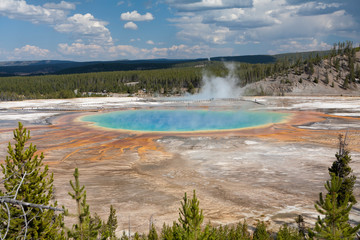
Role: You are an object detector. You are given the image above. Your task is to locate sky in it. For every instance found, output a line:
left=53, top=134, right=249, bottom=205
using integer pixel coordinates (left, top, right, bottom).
left=0, top=0, right=359, bottom=61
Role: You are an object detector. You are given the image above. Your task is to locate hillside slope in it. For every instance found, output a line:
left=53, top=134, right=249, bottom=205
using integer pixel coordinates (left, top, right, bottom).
left=244, top=51, right=360, bottom=96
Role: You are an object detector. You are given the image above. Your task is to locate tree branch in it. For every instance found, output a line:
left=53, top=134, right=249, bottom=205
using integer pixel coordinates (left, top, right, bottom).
left=21, top=204, right=28, bottom=240
left=0, top=197, right=64, bottom=212
left=0, top=202, right=11, bottom=240
left=14, top=171, right=26, bottom=200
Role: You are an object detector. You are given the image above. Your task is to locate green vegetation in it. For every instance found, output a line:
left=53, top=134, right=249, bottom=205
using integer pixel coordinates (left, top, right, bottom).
left=68, top=168, right=102, bottom=239
left=0, top=61, right=286, bottom=100
left=0, top=59, right=305, bottom=100
left=2, top=42, right=357, bottom=100
left=0, top=124, right=359, bottom=239
left=0, top=122, right=65, bottom=239
left=310, top=174, right=360, bottom=239
left=328, top=134, right=357, bottom=204
left=178, top=190, right=204, bottom=239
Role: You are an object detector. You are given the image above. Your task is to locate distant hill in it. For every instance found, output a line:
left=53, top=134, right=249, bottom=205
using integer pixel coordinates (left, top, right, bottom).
left=210, top=55, right=276, bottom=63
left=55, top=59, right=199, bottom=75
left=0, top=51, right=330, bottom=76
left=0, top=60, right=90, bottom=76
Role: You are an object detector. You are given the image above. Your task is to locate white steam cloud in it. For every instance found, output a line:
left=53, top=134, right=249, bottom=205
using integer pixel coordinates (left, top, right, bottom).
left=190, top=63, right=243, bottom=100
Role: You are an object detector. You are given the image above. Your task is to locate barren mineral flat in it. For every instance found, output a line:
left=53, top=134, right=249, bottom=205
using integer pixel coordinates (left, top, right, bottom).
left=0, top=96, right=359, bottom=234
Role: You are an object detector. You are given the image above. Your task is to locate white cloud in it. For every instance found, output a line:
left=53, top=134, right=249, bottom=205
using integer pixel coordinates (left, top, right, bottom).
left=0, top=0, right=66, bottom=24
left=295, top=2, right=341, bottom=16
left=167, top=0, right=358, bottom=50
left=14, top=45, right=49, bottom=56
left=144, top=44, right=233, bottom=59
left=146, top=40, right=155, bottom=45
left=43, top=1, right=76, bottom=10
left=171, top=14, right=233, bottom=44
left=130, top=38, right=141, bottom=42
left=56, top=41, right=232, bottom=60
left=166, top=0, right=252, bottom=11
left=124, top=21, right=138, bottom=30
left=108, top=45, right=141, bottom=57
left=247, top=9, right=356, bottom=42
left=7, top=45, right=51, bottom=60
left=271, top=38, right=332, bottom=54
left=55, top=13, right=113, bottom=44
left=0, top=0, right=113, bottom=45
left=120, top=10, right=154, bottom=21
left=58, top=43, right=105, bottom=58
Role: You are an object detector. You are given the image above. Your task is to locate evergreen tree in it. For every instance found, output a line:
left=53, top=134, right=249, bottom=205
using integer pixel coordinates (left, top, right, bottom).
left=276, top=224, right=303, bottom=240
left=102, top=205, right=118, bottom=239
left=178, top=190, right=204, bottom=240
left=234, top=221, right=251, bottom=240
left=310, top=174, right=360, bottom=239
left=148, top=224, right=159, bottom=240
left=68, top=168, right=102, bottom=240
left=253, top=221, right=270, bottom=240
left=120, top=231, right=129, bottom=240
left=343, top=76, right=349, bottom=89
left=160, top=223, right=174, bottom=240
left=328, top=134, right=357, bottom=204
left=0, top=122, right=64, bottom=239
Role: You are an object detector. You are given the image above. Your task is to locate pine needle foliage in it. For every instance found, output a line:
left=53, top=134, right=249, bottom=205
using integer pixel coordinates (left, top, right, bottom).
left=104, top=205, right=118, bottom=239
left=310, top=174, right=360, bottom=239
left=203, top=221, right=251, bottom=240
left=68, top=168, right=102, bottom=240
left=148, top=224, right=159, bottom=240
left=253, top=221, right=270, bottom=240
left=0, top=122, right=64, bottom=239
left=328, top=134, right=357, bottom=204
left=276, top=224, right=303, bottom=240
left=178, top=190, right=204, bottom=240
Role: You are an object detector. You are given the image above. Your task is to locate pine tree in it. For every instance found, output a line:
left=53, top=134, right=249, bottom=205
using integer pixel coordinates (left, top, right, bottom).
left=253, top=221, right=270, bottom=240
left=105, top=205, right=118, bottom=239
left=68, top=168, right=102, bottom=240
left=178, top=190, right=204, bottom=240
left=148, top=224, right=159, bottom=240
left=160, top=223, right=174, bottom=240
left=0, top=122, right=64, bottom=239
left=328, top=134, right=356, bottom=204
left=120, top=231, right=129, bottom=240
left=310, top=174, right=360, bottom=239
left=234, top=221, right=251, bottom=240
left=276, top=224, right=303, bottom=240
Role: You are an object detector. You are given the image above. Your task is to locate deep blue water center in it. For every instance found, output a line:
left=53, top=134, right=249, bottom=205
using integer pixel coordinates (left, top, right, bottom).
left=81, top=110, right=288, bottom=132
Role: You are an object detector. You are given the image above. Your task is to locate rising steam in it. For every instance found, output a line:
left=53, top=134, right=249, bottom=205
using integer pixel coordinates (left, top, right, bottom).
left=187, top=63, right=243, bottom=100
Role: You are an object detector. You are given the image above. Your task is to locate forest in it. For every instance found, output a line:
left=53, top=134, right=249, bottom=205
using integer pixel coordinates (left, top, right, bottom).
left=0, top=41, right=358, bottom=101
left=0, top=123, right=359, bottom=239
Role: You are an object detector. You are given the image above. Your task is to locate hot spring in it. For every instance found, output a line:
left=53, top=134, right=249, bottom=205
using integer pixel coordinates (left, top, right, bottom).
left=81, top=109, right=289, bottom=132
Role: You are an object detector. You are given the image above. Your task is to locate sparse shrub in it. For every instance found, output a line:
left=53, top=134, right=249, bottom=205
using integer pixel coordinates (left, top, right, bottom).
left=323, top=73, right=329, bottom=85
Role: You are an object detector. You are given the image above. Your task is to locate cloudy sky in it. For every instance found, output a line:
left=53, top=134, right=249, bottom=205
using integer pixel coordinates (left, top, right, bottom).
left=0, top=0, right=359, bottom=61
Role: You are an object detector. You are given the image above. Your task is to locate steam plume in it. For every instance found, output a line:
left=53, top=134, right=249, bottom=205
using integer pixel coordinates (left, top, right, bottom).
left=188, top=63, right=243, bottom=100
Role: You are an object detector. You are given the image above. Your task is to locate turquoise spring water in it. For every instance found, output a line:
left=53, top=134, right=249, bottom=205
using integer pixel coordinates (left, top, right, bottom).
left=81, top=109, right=289, bottom=132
